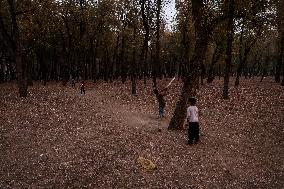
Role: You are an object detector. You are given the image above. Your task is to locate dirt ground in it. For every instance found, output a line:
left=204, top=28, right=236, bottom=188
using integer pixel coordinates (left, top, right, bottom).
left=0, top=77, right=283, bottom=188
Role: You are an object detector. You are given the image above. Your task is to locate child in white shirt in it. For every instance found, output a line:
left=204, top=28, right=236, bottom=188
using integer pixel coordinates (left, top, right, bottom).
left=187, top=97, right=199, bottom=144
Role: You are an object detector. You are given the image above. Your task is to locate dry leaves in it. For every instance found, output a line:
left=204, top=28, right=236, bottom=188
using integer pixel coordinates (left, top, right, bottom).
left=0, top=77, right=283, bottom=188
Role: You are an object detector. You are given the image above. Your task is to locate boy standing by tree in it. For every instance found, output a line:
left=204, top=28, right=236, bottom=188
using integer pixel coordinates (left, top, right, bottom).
left=187, top=97, right=199, bottom=145
left=153, top=87, right=168, bottom=118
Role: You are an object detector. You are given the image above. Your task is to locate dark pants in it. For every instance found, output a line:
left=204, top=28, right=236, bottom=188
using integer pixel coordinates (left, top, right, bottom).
left=159, top=105, right=165, bottom=117
left=81, top=87, right=85, bottom=95
left=188, top=122, right=199, bottom=144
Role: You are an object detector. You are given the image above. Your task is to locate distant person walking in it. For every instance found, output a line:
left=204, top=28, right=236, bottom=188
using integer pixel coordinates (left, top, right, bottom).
left=186, top=97, right=199, bottom=145
left=71, top=78, right=75, bottom=87
left=80, top=81, right=85, bottom=95
left=154, top=87, right=168, bottom=118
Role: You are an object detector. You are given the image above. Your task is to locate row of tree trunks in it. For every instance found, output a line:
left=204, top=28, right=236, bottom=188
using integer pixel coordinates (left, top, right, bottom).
left=235, top=20, right=260, bottom=86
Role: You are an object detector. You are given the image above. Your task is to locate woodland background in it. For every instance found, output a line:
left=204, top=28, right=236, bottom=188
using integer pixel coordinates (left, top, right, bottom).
left=0, top=0, right=284, bottom=188
left=0, top=0, right=283, bottom=94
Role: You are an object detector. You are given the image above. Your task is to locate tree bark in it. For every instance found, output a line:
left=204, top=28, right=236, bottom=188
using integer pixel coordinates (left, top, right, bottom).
left=223, top=0, right=235, bottom=99
left=281, top=34, right=284, bottom=86
left=140, top=0, right=150, bottom=87
left=153, top=0, right=161, bottom=89
left=276, top=0, right=284, bottom=83
left=131, top=24, right=137, bottom=95
left=7, top=0, right=28, bottom=97
left=235, top=21, right=244, bottom=86
left=168, top=0, right=208, bottom=130
left=207, top=44, right=223, bottom=83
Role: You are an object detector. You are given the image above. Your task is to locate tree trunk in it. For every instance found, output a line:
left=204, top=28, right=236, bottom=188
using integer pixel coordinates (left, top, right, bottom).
left=260, top=69, right=266, bottom=82
left=26, top=55, right=33, bottom=86
left=153, top=0, right=161, bottom=89
left=235, top=28, right=259, bottom=86
left=120, top=34, right=127, bottom=83
left=281, top=35, right=284, bottom=86
left=235, top=21, right=244, bottom=86
left=276, top=34, right=283, bottom=83
left=140, top=0, right=150, bottom=87
left=276, top=0, right=284, bottom=83
left=223, top=0, right=235, bottom=99
left=207, top=45, right=222, bottom=83
left=16, top=45, right=28, bottom=97
left=131, top=26, right=137, bottom=95
left=7, top=0, right=28, bottom=97
left=168, top=0, right=208, bottom=130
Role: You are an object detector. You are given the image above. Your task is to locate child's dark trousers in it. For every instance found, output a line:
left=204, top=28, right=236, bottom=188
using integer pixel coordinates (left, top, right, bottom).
left=188, top=122, right=199, bottom=144
left=81, top=87, right=85, bottom=95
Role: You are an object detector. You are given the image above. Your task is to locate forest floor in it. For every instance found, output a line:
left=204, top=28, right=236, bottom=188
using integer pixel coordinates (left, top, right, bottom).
left=0, top=77, right=283, bottom=189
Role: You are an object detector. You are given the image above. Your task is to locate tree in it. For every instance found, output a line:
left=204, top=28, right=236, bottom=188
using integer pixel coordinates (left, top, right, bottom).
left=0, top=0, right=28, bottom=97
left=168, top=0, right=211, bottom=129
left=234, top=1, right=268, bottom=86
left=223, top=0, right=235, bottom=99
left=207, top=25, right=226, bottom=83
left=274, top=0, right=284, bottom=85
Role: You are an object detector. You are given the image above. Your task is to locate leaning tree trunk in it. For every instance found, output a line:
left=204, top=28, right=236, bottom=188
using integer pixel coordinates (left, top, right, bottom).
left=223, top=0, right=235, bottom=99
left=168, top=0, right=208, bottom=130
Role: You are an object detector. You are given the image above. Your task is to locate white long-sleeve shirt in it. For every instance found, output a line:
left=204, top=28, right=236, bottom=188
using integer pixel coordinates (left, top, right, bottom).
left=187, top=106, right=199, bottom=122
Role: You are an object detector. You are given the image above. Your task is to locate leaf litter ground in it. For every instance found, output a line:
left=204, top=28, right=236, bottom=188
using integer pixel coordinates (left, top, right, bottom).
left=0, top=77, right=283, bottom=188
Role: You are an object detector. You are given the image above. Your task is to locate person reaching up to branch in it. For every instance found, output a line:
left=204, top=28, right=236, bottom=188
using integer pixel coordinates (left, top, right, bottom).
left=153, top=87, right=168, bottom=118
left=153, top=77, right=175, bottom=118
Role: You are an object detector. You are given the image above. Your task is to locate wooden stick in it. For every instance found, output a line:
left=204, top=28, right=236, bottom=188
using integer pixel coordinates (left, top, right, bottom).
left=166, top=77, right=176, bottom=88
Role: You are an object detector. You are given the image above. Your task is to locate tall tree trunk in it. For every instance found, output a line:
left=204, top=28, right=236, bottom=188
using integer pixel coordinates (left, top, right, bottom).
left=260, top=69, right=267, bottom=82
left=7, top=0, right=28, bottom=97
left=16, top=44, right=27, bottom=97
left=168, top=0, right=208, bottom=130
left=120, top=34, right=127, bottom=83
left=276, top=0, right=284, bottom=83
left=281, top=35, right=284, bottom=86
left=223, top=0, right=235, bottom=99
left=26, top=54, right=33, bottom=86
left=153, top=0, right=161, bottom=89
left=140, top=0, right=150, bottom=87
left=207, top=44, right=223, bottom=83
left=249, top=53, right=260, bottom=78
left=92, top=39, right=98, bottom=83
left=131, top=25, right=137, bottom=95
left=235, top=21, right=244, bottom=86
